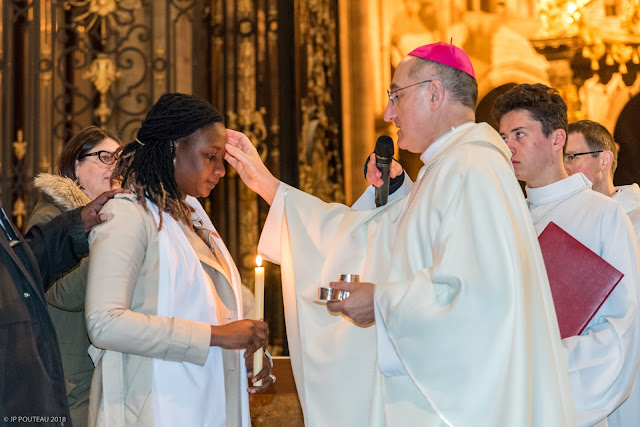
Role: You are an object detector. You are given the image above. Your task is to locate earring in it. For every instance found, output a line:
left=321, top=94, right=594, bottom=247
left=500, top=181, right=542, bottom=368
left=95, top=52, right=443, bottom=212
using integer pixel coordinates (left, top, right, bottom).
left=173, top=158, right=176, bottom=165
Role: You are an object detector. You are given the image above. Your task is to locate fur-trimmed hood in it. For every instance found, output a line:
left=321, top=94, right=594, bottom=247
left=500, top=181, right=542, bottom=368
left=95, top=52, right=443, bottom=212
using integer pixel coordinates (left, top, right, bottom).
left=33, top=173, right=91, bottom=212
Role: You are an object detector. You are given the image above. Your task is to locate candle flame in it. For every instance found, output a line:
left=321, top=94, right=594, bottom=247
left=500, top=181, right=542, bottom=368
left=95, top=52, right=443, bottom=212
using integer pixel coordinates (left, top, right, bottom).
left=256, top=255, right=263, bottom=267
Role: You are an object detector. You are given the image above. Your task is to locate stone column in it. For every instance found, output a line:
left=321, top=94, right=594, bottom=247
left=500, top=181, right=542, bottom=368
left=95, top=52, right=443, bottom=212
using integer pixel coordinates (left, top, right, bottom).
left=338, top=0, right=377, bottom=204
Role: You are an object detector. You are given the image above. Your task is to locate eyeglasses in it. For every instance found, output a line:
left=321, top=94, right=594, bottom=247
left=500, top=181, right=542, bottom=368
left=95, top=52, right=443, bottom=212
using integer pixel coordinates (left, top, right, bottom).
left=563, top=150, right=603, bottom=163
left=387, top=80, right=432, bottom=105
left=78, top=150, right=119, bottom=165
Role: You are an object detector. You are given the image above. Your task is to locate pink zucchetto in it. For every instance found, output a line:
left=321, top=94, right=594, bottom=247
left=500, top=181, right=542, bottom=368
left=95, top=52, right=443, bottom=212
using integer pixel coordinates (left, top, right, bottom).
left=408, top=42, right=476, bottom=79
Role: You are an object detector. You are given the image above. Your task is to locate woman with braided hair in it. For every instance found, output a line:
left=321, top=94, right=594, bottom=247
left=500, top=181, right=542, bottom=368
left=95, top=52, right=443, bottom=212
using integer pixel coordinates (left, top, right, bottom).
left=84, top=93, right=271, bottom=427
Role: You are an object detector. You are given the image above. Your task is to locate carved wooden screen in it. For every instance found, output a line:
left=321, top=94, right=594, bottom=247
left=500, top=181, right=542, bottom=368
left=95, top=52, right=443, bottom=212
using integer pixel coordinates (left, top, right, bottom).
left=205, top=0, right=344, bottom=354
left=1, top=0, right=203, bottom=227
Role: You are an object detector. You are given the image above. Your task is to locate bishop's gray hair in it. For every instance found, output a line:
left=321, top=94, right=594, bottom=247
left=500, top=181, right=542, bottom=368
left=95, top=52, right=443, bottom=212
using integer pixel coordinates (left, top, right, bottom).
left=408, top=57, right=478, bottom=111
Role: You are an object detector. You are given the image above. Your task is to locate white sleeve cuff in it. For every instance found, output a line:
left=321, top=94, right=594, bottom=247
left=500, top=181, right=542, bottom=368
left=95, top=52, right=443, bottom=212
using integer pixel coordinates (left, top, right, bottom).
left=258, top=182, right=287, bottom=264
left=374, top=300, right=408, bottom=376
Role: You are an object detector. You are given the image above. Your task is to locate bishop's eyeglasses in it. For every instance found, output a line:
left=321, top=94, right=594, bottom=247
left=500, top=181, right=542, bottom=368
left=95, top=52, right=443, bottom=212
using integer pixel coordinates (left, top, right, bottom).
left=78, top=150, right=119, bottom=165
left=563, top=150, right=603, bottom=164
left=387, top=80, right=432, bottom=105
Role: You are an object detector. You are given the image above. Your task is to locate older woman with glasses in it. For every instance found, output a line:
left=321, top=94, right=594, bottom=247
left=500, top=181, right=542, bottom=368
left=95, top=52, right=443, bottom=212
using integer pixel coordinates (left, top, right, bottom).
left=26, top=126, right=122, bottom=427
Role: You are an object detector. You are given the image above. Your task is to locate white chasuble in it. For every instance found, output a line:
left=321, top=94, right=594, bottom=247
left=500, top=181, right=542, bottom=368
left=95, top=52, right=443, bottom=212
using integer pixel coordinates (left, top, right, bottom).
left=527, top=175, right=640, bottom=427
left=262, top=187, right=401, bottom=427
left=259, top=123, right=576, bottom=426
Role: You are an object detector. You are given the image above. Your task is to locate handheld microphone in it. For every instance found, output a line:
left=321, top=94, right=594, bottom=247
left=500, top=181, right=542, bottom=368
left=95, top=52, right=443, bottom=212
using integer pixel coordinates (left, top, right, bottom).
left=374, top=136, right=394, bottom=207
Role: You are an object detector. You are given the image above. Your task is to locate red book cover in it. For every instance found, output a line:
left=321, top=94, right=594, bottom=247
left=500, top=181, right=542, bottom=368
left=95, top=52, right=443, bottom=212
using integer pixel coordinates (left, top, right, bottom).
left=538, top=222, right=624, bottom=339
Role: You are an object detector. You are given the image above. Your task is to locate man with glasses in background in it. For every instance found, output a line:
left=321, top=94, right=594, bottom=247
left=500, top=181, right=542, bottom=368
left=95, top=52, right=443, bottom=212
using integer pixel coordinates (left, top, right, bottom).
left=492, top=84, right=640, bottom=427
left=243, top=42, right=576, bottom=425
left=564, top=119, right=640, bottom=426
left=565, top=120, right=640, bottom=239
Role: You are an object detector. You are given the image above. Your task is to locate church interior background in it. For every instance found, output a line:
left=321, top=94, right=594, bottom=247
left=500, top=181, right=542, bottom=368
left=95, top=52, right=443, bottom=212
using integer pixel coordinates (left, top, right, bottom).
left=2, top=0, right=640, bottom=424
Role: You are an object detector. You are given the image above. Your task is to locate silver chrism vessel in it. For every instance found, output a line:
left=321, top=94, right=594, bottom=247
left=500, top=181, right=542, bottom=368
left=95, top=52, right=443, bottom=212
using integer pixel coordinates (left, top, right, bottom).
left=317, top=274, right=359, bottom=303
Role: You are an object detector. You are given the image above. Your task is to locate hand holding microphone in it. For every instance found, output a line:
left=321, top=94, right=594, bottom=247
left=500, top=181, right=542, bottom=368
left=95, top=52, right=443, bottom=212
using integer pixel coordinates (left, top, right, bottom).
left=365, top=137, right=404, bottom=206
left=374, top=136, right=394, bottom=207
left=364, top=135, right=404, bottom=207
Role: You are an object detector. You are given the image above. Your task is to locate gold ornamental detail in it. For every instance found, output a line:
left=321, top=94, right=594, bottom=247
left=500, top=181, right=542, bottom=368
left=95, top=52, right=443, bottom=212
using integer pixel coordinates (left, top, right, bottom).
left=537, top=0, right=593, bottom=38
left=622, top=0, right=640, bottom=34
left=66, top=0, right=141, bottom=39
left=538, top=1, right=640, bottom=75
left=237, top=38, right=257, bottom=111
left=40, top=49, right=53, bottom=87
left=228, top=107, right=268, bottom=288
left=238, top=0, right=253, bottom=16
left=40, top=156, right=51, bottom=174
left=582, top=36, right=640, bottom=74
left=82, top=54, right=121, bottom=125
left=154, top=48, right=167, bottom=88
left=558, top=85, right=585, bottom=123
left=298, top=0, right=344, bottom=203
left=13, top=198, right=26, bottom=230
left=13, top=130, right=27, bottom=161
left=239, top=183, right=259, bottom=289
left=581, top=35, right=606, bottom=71
left=606, top=43, right=636, bottom=74
left=232, top=0, right=262, bottom=288
left=227, top=108, right=268, bottom=163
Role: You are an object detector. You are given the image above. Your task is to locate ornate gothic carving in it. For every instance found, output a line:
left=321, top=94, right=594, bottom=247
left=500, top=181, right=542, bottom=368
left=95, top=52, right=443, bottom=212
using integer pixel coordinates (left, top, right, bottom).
left=231, top=0, right=262, bottom=289
left=66, top=0, right=141, bottom=39
left=579, top=73, right=640, bottom=131
left=623, top=0, right=640, bottom=34
left=82, top=54, right=122, bottom=125
left=12, top=130, right=27, bottom=161
left=297, top=0, right=344, bottom=203
left=12, top=198, right=26, bottom=230
left=537, top=0, right=593, bottom=39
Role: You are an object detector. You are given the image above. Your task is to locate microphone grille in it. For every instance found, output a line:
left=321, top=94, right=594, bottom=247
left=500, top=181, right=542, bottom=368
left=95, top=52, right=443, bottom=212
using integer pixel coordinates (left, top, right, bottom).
left=375, top=135, right=394, bottom=158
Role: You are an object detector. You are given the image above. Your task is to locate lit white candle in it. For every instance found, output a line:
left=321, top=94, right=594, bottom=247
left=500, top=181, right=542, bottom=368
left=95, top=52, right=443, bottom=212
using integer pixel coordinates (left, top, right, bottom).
left=253, top=255, right=265, bottom=386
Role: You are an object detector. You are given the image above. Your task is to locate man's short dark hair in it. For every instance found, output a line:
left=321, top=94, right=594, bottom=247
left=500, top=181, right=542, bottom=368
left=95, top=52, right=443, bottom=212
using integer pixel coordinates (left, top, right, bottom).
left=409, top=57, right=478, bottom=111
left=491, top=83, right=567, bottom=137
left=568, top=120, right=618, bottom=178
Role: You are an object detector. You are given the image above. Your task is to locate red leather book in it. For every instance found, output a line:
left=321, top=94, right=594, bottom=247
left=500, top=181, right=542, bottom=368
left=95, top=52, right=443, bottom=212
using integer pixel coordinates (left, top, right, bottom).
left=538, top=222, right=624, bottom=339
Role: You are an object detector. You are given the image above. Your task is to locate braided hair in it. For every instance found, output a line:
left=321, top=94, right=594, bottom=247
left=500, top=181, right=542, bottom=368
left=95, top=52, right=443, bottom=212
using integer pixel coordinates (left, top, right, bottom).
left=114, top=93, right=224, bottom=229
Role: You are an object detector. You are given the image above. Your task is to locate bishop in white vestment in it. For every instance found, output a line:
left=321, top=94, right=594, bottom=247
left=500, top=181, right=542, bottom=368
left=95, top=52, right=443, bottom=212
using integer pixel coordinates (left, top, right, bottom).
left=225, top=43, right=576, bottom=426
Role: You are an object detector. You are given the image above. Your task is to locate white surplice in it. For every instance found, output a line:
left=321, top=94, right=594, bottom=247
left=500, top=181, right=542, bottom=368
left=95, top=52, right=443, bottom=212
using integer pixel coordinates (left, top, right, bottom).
left=259, top=122, right=576, bottom=426
left=526, top=174, right=640, bottom=427
left=607, top=183, right=640, bottom=427
left=614, top=184, right=640, bottom=239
